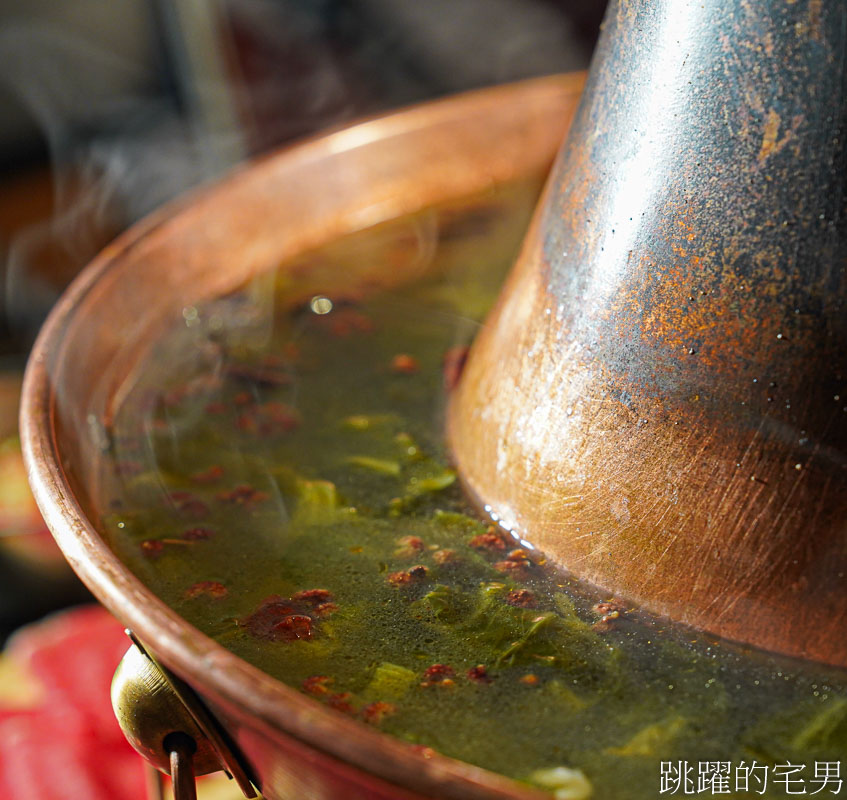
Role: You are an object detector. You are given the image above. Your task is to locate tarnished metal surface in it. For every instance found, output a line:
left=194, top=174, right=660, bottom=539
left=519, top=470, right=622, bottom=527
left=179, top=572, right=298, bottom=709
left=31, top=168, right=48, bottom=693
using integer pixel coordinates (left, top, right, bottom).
left=450, top=0, right=847, bottom=666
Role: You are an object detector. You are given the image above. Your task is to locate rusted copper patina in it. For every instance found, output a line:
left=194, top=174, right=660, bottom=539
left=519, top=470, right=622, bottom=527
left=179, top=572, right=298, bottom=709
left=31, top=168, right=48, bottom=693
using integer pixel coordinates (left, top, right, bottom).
left=450, top=0, right=847, bottom=666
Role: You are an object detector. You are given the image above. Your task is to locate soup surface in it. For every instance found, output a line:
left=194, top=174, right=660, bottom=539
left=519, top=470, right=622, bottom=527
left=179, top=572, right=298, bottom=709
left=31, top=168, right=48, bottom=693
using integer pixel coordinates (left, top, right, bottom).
left=101, top=183, right=847, bottom=800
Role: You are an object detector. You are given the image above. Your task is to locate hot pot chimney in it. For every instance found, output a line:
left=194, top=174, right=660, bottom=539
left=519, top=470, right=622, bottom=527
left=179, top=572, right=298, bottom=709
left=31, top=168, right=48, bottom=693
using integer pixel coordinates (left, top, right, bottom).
left=450, top=0, right=847, bottom=666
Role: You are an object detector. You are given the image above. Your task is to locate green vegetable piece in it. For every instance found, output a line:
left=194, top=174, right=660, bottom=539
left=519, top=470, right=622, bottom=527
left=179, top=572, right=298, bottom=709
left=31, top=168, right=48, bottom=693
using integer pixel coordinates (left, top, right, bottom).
left=342, top=414, right=396, bottom=431
left=433, top=510, right=482, bottom=531
left=606, top=716, right=686, bottom=757
left=345, top=456, right=402, bottom=476
left=528, top=766, right=593, bottom=800
left=544, top=679, right=589, bottom=712
left=365, top=662, right=418, bottom=701
left=419, top=584, right=466, bottom=623
left=394, top=432, right=422, bottom=460
left=552, top=592, right=579, bottom=619
left=791, top=697, right=847, bottom=752
left=293, top=479, right=340, bottom=523
left=496, top=612, right=557, bottom=666
left=271, top=465, right=300, bottom=494
left=406, top=470, right=456, bottom=495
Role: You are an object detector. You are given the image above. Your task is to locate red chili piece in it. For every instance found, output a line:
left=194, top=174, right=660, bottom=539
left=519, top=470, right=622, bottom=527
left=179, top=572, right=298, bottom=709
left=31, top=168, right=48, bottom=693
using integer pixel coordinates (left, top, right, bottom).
left=592, top=600, right=626, bottom=616
left=217, top=485, right=269, bottom=508
left=394, top=535, right=425, bottom=558
left=390, top=354, right=420, bottom=374
left=241, top=590, right=339, bottom=641
left=361, top=701, right=396, bottom=724
left=191, top=465, right=224, bottom=484
left=291, top=590, right=338, bottom=618
left=592, top=599, right=625, bottom=633
left=271, top=614, right=312, bottom=641
left=140, top=540, right=164, bottom=559
left=291, top=588, right=333, bottom=605
left=505, top=589, right=537, bottom=608
left=421, top=664, right=455, bottom=688
left=313, top=602, right=338, bottom=618
left=467, top=665, right=493, bottom=684
left=235, top=413, right=256, bottom=433
left=302, top=675, right=333, bottom=697
left=185, top=581, right=228, bottom=599
left=326, top=692, right=356, bottom=714
left=493, top=549, right=533, bottom=576
left=432, top=549, right=458, bottom=565
left=182, top=527, right=214, bottom=540
left=469, top=530, right=507, bottom=551
left=262, top=401, right=301, bottom=431
left=169, top=492, right=210, bottom=519
left=237, top=402, right=300, bottom=436
left=240, top=597, right=299, bottom=640
left=387, top=565, right=429, bottom=587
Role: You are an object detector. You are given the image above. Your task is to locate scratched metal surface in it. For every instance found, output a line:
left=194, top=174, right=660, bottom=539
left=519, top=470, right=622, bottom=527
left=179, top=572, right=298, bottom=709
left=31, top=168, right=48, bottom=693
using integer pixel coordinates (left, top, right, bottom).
left=450, top=0, right=847, bottom=666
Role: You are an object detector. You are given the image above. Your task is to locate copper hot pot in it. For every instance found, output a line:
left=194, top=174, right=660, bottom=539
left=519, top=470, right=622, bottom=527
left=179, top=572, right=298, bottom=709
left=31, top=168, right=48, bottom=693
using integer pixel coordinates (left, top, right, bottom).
left=20, top=74, right=584, bottom=800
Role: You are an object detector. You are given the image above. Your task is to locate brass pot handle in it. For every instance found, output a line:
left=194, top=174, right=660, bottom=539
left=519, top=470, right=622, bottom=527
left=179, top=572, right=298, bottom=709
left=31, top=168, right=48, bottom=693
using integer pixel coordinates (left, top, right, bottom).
left=111, top=631, right=256, bottom=800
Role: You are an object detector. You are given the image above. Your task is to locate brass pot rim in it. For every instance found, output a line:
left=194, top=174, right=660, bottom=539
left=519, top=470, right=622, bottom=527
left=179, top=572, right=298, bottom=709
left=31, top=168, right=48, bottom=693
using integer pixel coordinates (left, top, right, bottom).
left=20, top=73, right=584, bottom=800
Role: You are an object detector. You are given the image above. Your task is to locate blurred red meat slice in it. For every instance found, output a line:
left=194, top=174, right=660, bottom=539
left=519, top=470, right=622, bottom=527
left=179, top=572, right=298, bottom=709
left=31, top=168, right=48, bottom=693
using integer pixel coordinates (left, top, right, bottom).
left=0, top=606, right=145, bottom=800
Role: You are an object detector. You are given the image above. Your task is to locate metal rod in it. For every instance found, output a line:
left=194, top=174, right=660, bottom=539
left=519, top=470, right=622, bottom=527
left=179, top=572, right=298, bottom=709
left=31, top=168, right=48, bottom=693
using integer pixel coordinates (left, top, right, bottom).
left=167, top=733, right=198, bottom=800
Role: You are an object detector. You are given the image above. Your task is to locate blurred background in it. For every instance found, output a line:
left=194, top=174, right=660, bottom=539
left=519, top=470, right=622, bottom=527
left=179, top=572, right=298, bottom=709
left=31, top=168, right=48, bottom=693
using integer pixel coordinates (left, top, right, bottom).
left=0, top=0, right=605, bottom=641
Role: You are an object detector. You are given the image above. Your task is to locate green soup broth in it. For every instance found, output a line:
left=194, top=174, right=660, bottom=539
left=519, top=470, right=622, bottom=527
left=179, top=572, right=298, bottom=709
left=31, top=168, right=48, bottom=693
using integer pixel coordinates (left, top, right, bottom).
left=100, top=181, right=847, bottom=800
